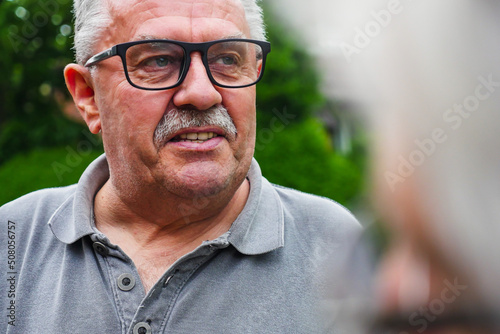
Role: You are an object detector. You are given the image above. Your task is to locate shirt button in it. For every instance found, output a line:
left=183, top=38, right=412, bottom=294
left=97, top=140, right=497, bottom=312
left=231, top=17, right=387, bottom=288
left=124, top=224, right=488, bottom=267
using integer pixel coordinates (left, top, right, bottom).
left=117, top=273, right=136, bottom=291
left=133, top=322, right=152, bottom=334
left=92, top=242, right=109, bottom=256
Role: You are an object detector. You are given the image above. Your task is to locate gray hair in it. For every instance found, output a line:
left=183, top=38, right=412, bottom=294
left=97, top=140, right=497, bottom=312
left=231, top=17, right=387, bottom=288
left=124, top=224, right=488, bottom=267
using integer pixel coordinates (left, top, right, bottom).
left=240, top=0, right=267, bottom=41
left=73, top=0, right=111, bottom=65
left=73, top=0, right=266, bottom=65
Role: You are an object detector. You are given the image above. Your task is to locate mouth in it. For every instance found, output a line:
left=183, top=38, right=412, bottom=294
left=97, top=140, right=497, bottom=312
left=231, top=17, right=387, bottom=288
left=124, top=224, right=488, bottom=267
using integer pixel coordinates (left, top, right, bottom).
left=170, top=131, right=220, bottom=144
left=153, top=106, right=238, bottom=149
left=161, top=127, right=231, bottom=150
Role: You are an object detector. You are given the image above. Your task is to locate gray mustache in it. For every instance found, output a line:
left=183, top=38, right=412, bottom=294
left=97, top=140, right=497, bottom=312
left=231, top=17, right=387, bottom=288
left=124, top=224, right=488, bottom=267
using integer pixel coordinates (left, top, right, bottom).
left=154, top=105, right=237, bottom=148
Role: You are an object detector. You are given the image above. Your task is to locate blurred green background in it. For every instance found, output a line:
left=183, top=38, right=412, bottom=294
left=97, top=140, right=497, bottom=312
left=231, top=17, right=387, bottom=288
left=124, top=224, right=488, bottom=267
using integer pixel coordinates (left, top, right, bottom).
left=0, top=0, right=368, bottom=209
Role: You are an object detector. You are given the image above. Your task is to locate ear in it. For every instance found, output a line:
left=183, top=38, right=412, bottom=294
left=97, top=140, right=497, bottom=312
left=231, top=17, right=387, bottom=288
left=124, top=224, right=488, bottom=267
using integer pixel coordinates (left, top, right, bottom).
left=64, top=64, right=101, bottom=134
left=257, top=61, right=263, bottom=77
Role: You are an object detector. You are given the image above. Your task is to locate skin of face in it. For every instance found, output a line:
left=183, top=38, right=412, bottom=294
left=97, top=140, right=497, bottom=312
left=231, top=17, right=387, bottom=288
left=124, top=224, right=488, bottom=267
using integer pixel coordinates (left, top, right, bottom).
left=64, top=0, right=258, bottom=221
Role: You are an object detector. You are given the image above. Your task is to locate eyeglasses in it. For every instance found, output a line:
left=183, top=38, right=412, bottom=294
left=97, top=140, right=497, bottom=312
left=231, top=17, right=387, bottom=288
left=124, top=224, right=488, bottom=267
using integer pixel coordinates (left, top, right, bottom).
left=85, top=38, right=271, bottom=90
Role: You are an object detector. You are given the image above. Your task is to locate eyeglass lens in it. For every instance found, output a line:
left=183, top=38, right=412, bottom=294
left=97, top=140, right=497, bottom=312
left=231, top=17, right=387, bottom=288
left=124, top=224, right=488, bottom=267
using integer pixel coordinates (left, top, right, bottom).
left=124, top=41, right=263, bottom=89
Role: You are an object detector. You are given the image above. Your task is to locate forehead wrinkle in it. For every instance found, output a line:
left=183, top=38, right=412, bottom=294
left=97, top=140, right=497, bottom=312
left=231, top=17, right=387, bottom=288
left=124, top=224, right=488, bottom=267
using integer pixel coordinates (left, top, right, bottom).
left=109, top=0, right=244, bottom=20
left=191, top=0, right=246, bottom=33
left=106, top=0, right=248, bottom=45
left=103, top=1, right=160, bottom=46
left=135, top=32, right=244, bottom=41
left=190, top=2, right=249, bottom=40
left=189, top=0, right=244, bottom=18
left=109, top=1, right=156, bottom=25
left=132, top=15, right=246, bottom=42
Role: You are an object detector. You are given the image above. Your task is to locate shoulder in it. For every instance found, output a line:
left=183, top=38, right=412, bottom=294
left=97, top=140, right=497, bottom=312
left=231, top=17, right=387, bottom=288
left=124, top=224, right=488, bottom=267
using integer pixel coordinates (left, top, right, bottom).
left=0, top=186, right=78, bottom=258
left=265, top=182, right=364, bottom=291
left=271, top=183, right=359, bottom=224
left=269, top=182, right=362, bottom=241
left=0, top=185, right=77, bottom=227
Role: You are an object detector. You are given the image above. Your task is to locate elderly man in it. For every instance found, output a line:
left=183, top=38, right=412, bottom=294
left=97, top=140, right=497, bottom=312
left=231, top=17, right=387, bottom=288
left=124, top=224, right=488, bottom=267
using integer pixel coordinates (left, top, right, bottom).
left=0, top=0, right=360, bottom=333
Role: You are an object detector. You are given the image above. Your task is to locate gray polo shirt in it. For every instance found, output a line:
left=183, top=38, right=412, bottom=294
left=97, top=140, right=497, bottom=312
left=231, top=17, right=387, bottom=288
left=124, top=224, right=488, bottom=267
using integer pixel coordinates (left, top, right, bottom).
left=0, top=155, right=360, bottom=333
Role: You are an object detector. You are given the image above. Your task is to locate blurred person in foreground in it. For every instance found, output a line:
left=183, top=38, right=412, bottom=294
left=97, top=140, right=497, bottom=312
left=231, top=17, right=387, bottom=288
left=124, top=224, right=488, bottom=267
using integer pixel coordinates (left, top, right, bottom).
left=0, top=0, right=361, bottom=332
left=322, top=0, right=500, bottom=333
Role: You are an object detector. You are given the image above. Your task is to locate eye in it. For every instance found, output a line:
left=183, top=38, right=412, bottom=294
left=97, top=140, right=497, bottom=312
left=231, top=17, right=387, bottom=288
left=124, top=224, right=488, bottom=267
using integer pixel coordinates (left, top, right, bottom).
left=213, top=55, right=239, bottom=66
left=153, top=57, right=169, bottom=67
left=220, top=56, right=236, bottom=65
left=140, top=56, right=171, bottom=69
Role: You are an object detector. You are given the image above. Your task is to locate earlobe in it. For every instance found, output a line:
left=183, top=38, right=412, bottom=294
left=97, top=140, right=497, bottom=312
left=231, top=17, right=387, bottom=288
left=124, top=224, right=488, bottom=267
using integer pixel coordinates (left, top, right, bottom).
left=64, top=64, right=101, bottom=134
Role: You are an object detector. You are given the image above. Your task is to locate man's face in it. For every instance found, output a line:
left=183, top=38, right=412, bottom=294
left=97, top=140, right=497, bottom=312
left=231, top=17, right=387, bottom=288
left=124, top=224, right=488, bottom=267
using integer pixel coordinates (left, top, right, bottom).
left=91, top=0, right=257, bottom=200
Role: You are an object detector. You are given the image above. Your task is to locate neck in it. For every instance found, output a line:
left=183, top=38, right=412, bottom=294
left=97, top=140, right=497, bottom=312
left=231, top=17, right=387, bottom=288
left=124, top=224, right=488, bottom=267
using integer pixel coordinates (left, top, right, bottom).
left=93, top=178, right=250, bottom=252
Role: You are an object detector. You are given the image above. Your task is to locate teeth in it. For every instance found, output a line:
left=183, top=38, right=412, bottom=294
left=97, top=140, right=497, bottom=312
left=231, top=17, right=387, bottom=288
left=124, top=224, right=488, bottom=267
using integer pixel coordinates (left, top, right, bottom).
left=177, top=132, right=217, bottom=142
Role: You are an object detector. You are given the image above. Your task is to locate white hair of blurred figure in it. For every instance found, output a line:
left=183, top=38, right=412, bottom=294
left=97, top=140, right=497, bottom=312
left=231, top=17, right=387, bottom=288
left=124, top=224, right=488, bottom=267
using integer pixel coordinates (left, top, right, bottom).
left=268, top=0, right=500, bottom=330
left=326, top=0, right=500, bottom=321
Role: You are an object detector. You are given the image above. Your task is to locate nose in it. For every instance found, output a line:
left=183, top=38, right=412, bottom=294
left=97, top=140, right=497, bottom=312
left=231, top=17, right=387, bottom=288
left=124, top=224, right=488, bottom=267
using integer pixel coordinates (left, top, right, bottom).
left=374, top=241, right=431, bottom=314
left=172, top=53, right=223, bottom=110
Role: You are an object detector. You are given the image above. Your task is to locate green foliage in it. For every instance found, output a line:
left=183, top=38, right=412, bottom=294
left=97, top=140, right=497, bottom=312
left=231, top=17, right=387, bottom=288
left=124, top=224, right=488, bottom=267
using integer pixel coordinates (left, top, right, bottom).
left=0, top=147, right=103, bottom=206
left=0, top=0, right=88, bottom=164
left=254, top=118, right=362, bottom=205
left=253, top=9, right=363, bottom=206
left=256, top=7, right=325, bottom=128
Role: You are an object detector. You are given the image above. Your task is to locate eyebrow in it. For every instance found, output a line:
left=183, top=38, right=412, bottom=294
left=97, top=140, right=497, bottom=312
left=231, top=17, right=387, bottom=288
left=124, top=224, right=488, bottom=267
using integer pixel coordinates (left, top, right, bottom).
left=134, top=32, right=246, bottom=41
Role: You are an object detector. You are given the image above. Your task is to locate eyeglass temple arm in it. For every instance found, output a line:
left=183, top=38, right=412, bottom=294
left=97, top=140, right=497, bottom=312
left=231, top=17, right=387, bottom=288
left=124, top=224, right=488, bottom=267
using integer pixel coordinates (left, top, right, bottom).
left=84, top=46, right=118, bottom=67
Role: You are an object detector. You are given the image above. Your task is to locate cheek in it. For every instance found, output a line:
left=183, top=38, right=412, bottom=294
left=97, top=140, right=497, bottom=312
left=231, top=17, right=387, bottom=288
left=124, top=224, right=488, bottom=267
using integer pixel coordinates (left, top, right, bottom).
left=226, top=89, right=256, bottom=157
left=223, top=88, right=256, bottom=135
left=101, top=84, right=166, bottom=126
left=95, top=80, right=173, bottom=153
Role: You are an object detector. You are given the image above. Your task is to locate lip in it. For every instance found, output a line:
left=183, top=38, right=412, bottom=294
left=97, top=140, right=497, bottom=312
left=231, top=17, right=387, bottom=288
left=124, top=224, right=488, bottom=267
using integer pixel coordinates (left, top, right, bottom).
left=165, top=126, right=227, bottom=151
left=170, top=126, right=226, bottom=140
left=168, top=136, right=225, bottom=151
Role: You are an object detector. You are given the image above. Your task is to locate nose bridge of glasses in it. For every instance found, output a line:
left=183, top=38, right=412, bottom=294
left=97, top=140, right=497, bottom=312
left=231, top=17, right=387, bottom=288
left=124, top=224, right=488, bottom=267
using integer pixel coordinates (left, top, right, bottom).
left=182, top=50, right=214, bottom=85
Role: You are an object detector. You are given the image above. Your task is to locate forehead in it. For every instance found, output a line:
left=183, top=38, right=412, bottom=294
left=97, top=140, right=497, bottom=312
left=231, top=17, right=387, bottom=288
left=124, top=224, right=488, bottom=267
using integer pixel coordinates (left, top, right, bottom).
left=105, top=0, right=249, bottom=43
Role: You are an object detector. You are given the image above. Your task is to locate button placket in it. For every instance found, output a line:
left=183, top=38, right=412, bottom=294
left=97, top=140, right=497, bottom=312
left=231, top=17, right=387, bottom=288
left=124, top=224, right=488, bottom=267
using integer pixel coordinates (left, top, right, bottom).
left=163, top=275, right=174, bottom=287
left=97, top=245, right=146, bottom=332
left=163, top=269, right=180, bottom=288
left=134, top=246, right=223, bottom=333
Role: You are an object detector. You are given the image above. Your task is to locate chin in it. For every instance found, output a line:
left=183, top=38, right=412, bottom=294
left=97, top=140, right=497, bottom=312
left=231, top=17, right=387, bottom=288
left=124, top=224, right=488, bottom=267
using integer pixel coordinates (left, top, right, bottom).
left=178, top=178, right=230, bottom=199
left=166, top=163, right=242, bottom=198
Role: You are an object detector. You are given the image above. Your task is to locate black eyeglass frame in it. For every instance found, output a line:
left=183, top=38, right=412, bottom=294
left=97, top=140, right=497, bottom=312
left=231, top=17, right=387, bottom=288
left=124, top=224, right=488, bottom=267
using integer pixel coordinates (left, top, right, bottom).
left=84, top=38, right=271, bottom=90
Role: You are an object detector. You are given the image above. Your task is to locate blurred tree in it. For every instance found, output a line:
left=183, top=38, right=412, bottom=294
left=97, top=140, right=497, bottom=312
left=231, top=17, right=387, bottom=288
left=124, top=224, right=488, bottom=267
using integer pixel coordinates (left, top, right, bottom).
left=254, top=118, right=362, bottom=206
left=256, top=6, right=325, bottom=128
left=0, top=0, right=90, bottom=164
left=254, top=6, right=363, bottom=205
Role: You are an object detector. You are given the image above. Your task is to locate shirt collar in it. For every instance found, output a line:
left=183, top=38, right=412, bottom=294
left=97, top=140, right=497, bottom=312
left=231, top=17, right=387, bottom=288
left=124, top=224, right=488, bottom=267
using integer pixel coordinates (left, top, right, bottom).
left=49, top=155, right=284, bottom=255
left=227, top=160, right=285, bottom=255
left=49, top=154, right=109, bottom=244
